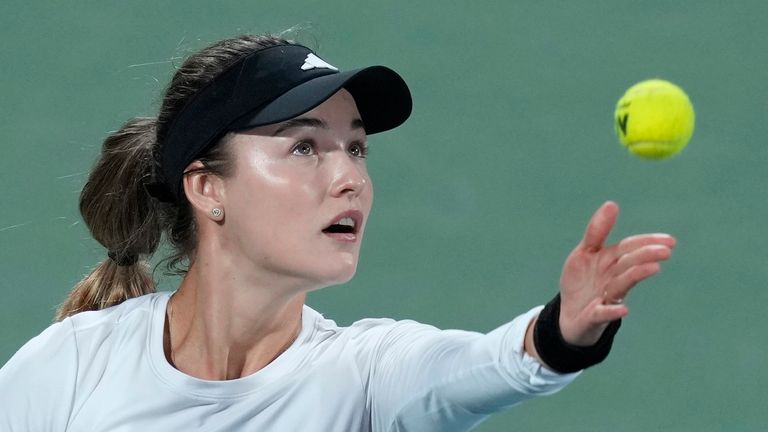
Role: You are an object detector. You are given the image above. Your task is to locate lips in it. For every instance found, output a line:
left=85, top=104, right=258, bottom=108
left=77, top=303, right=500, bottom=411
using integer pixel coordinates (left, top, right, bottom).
left=322, top=210, right=363, bottom=239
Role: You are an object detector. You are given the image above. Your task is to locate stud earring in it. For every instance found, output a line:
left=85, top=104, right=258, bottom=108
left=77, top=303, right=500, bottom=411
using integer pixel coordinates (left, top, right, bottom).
left=211, top=207, right=223, bottom=218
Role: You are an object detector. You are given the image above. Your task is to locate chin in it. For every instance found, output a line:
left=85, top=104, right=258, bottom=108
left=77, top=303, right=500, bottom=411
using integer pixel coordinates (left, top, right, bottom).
left=330, top=265, right=358, bottom=285
left=336, top=269, right=357, bottom=284
left=313, top=262, right=358, bottom=289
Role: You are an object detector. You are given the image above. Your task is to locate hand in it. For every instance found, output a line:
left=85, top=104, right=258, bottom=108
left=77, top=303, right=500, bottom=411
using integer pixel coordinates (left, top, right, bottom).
left=558, top=201, right=676, bottom=346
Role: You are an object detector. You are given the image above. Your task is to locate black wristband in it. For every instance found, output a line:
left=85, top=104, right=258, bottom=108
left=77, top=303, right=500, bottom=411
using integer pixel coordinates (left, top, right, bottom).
left=533, top=294, right=622, bottom=373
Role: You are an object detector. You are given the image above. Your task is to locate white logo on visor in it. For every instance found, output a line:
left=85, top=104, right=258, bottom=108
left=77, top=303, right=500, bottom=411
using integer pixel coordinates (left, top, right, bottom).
left=301, top=53, right=339, bottom=71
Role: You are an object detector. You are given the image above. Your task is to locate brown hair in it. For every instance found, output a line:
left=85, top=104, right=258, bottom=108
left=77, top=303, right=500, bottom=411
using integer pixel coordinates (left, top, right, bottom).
left=56, top=34, right=293, bottom=320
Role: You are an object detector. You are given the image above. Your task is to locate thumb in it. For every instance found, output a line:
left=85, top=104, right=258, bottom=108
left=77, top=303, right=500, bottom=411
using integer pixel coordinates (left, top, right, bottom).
left=581, top=201, right=619, bottom=252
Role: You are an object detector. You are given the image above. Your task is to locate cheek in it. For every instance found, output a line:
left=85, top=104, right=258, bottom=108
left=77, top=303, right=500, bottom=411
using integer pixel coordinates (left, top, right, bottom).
left=234, top=156, right=321, bottom=201
left=225, top=161, right=317, bottom=226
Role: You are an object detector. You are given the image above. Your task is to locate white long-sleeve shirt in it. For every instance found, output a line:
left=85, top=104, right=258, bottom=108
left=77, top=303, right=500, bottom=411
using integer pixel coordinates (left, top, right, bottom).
left=0, top=292, right=578, bottom=431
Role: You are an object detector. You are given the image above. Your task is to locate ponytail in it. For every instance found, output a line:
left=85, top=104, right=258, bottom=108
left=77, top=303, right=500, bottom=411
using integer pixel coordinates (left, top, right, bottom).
left=56, top=118, right=162, bottom=320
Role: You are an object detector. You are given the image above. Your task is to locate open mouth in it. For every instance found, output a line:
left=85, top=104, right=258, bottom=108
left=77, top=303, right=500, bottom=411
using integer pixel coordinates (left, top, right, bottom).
left=322, top=211, right=362, bottom=237
left=322, top=217, right=357, bottom=234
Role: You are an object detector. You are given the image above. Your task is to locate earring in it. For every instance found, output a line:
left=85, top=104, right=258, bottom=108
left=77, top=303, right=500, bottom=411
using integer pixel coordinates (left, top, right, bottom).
left=211, top=207, right=223, bottom=218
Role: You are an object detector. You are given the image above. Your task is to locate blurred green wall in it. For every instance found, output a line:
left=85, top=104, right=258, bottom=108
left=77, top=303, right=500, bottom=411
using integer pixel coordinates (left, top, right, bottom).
left=1, top=1, right=766, bottom=430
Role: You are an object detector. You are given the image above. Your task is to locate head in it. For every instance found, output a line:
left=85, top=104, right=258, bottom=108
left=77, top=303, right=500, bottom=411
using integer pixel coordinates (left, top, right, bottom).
left=187, top=89, right=373, bottom=290
left=57, top=34, right=411, bottom=319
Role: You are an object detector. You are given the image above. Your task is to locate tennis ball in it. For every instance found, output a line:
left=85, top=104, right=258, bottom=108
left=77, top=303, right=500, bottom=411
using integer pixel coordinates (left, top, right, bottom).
left=614, top=79, right=695, bottom=160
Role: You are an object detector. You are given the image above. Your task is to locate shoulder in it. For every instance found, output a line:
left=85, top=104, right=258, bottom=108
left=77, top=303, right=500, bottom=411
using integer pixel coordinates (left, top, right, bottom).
left=1, top=317, right=78, bottom=375
left=1, top=292, right=167, bottom=374
left=66, top=291, right=166, bottom=334
left=0, top=315, right=79, bottom=428
left=62, top=292, right=168, bottom=361
left=302, top=305, right=414, bottom=342
left=0, top=293, right=168, bottom=417
left=301, top=305, right=461, bottom=355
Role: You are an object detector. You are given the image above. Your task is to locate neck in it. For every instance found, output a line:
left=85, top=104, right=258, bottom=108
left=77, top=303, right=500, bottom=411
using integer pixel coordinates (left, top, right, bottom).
left=164, top=255, right=307, bottom=381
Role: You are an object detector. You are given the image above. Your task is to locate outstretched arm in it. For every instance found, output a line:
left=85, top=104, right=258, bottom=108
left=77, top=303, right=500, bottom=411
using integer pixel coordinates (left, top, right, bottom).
left=524, top=201, right=676, bottom=364
left=367, top=201, right=675, bottom=429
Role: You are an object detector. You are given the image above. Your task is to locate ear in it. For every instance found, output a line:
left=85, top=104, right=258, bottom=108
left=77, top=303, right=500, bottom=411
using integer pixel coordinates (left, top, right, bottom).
left=182, top=161, right=226, bottom=221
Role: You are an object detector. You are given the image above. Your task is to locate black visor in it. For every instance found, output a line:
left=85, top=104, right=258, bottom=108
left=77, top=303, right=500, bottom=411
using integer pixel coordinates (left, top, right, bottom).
left=149, top=44, right=412, bottom=202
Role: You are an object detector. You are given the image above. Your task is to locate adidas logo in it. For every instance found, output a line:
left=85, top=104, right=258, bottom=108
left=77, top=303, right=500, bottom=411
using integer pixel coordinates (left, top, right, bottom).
left=301, top=53, right=338, bottom=71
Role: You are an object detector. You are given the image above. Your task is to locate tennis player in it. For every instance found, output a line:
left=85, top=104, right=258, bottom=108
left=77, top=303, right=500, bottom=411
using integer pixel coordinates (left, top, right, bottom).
left=0, top=34, right=675, bottom=431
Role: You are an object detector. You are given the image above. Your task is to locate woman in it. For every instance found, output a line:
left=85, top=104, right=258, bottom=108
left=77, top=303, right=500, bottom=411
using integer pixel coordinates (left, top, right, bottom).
left=0, top=34, right=675, bottom=431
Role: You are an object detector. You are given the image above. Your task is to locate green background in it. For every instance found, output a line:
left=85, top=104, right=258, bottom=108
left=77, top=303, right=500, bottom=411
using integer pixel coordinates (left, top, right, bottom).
left=1, top=1, right=766, bottom=430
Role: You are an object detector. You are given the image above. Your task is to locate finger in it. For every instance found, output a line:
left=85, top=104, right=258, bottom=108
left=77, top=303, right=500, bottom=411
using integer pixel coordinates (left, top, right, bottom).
left=581, top=297, right=628, bottom=326
left=581, top=201, right=620, bottom=252
left=604, top=261, right=662, bottom=302
left=612, top=244, right=673, bottom=276
left=591, top=303, right=630, bottom=323
left=615, top=233, right=676, bottom=257
left=598, top=234, right=674, bottom=274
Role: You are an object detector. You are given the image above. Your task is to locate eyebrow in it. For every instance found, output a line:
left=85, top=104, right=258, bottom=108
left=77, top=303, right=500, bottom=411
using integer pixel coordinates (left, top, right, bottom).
left=272, top=117, right=366, bottom=136
left=351, top=118, right=366, bottom=131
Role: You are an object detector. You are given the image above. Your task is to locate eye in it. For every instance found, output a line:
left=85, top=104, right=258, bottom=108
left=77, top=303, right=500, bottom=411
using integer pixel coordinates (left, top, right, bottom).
left=292, top=141, right=315, bottom=156
left=348, top=141, right=369, bottom=158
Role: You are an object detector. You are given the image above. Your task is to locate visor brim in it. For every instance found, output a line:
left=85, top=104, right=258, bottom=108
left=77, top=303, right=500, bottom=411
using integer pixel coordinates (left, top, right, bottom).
left=229, top=65, right=412, bottom=135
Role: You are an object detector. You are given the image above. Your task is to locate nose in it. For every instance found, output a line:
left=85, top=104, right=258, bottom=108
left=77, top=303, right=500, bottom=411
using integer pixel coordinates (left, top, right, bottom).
left=328, top=153, right=368, bottom=198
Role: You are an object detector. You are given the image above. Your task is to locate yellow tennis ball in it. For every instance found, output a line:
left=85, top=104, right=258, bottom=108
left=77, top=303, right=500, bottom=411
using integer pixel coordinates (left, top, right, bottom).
left=615, top=79, right=695, bottom=160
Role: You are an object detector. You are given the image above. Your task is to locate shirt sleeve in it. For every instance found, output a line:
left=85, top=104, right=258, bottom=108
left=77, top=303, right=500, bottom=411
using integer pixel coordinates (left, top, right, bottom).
left=0, top=319, right=79, bottom=432
left=366, top=306, right=580, bottom=432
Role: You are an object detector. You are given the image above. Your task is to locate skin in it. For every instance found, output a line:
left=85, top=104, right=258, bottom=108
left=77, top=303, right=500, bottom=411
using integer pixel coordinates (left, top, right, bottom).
left=168, top=89, right=372, bottom=380
left=166, top=89, right=676, bottom=380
